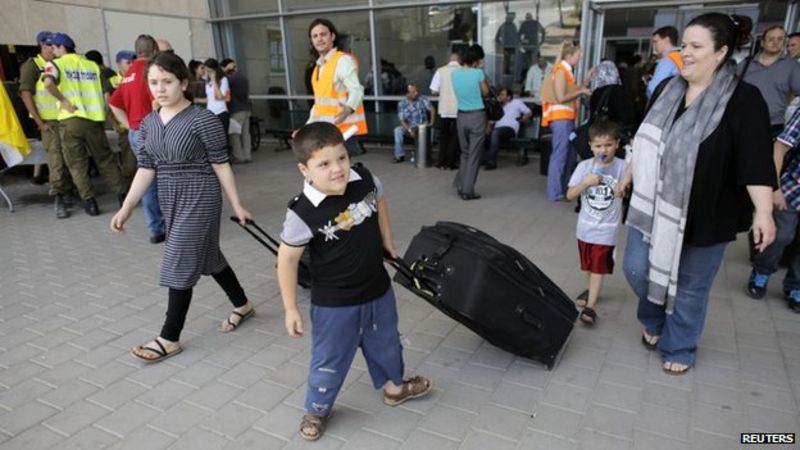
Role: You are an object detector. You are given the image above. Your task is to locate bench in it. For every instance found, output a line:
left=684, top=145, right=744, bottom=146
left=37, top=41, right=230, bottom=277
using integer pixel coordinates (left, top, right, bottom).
left=499, top=116, right=543, bottom=167
left=258, top=109, right=545, bottom=166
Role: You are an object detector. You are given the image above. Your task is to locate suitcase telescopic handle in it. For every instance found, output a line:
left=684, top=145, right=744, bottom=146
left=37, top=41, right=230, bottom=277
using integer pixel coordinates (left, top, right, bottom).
left=516, top=305, right=544, bottom=329
left=229, top=216, right=279, bottom=256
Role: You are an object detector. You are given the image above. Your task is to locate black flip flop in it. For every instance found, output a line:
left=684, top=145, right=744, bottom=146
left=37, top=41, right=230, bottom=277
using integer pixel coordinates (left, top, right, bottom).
left=221, top=308, right=254, bottom=332
left=131, top=338, right=183, bottom=364
left=641, top=334, right=658, bottom=351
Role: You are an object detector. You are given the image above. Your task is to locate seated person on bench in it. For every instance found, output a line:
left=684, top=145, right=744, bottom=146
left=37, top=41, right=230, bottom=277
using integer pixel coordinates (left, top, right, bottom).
left=483, top=87, right=532, bottom=170
left=393, top=83, right=434, bottom=163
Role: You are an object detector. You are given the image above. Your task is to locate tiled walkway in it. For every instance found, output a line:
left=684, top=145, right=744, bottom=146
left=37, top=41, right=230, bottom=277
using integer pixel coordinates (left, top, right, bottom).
left=0, top=143, right=798, bottom=449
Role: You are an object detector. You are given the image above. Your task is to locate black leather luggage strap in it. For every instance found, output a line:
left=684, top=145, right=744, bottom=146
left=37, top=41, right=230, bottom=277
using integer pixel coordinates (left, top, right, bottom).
left=432, top=232, right=454, bottom=260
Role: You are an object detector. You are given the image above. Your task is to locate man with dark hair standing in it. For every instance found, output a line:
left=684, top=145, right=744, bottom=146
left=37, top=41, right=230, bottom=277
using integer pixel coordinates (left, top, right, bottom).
left=646, top=26, right=682, bottom=99
left=306, top=18, right=368, bottom=156
left=739, top=26, right=800, bottom=137
left=785, top=33, right=800, bottom=123
left=109, top=34, right=165, bottom=243
left=43, top=32, right=126, bottom=217
left=18, top=31, right=74, bottom=218
left=221, top=58, right=252, bottom=163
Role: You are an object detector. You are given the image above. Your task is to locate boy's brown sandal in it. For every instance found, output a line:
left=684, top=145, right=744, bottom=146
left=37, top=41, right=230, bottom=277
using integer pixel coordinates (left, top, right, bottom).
left=383, top=376, right=433, bottom=406
left=299, top=414, right=329, bottom=441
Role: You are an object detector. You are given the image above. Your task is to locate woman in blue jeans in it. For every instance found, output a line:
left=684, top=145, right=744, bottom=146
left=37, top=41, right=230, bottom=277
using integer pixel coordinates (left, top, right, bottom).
left=618, top=13, right=776, bottom=375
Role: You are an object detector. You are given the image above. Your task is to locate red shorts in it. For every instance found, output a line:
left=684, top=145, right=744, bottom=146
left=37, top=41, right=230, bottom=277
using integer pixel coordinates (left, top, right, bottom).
left=577, top=240, right=615, bottom=274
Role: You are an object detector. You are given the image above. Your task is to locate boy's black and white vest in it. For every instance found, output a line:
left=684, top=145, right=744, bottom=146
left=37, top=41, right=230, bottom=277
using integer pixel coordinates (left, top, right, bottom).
left=288, top=165, right=390, bottom=307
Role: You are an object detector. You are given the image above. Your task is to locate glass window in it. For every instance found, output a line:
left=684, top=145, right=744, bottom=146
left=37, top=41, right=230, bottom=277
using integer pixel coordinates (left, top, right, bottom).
left=481, top=0, right=581, bottom=93
left=226, top=20, right=286, bottom=95
left=286, top=13, right=372, bottom=100
left=284, top=0, right=367, bottom=13
left=373, top=5, right=478, bottom=97
left=212, top=0, right=278, bottom=16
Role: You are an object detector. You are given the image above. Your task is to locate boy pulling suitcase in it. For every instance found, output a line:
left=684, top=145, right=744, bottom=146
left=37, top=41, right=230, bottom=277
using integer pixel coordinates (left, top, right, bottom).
left=277, top=122, right=432, bottom=441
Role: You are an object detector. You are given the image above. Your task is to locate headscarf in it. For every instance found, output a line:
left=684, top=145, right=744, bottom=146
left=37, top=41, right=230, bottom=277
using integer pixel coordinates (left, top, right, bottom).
left=591, top=60, right=621, bottom=90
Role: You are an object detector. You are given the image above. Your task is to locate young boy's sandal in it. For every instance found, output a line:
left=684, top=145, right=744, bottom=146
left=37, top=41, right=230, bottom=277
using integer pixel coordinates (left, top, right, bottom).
left=219, top=303, right=254, bottom=332
left=662, top=361, right=690, bottom=376
left=575, top=290, right=589, bottom=308
left=383, top=376, right=433, bottom=406
left=131, top=338, right=183, bottom=363
left=579, top=307, right=597, bottom=325
left=299, top=414, right=330, bottom=441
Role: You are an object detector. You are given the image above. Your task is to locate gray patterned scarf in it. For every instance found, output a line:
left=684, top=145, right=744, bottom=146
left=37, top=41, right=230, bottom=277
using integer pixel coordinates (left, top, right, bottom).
left=627, top=63, right=738, bottom=313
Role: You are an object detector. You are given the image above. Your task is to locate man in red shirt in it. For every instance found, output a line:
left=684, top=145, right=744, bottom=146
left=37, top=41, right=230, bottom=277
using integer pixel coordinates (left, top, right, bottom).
left=109, top=34, right=165, bottom=243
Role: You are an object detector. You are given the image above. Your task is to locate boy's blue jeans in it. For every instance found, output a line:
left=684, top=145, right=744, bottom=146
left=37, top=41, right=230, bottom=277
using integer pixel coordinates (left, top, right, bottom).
left=751, top=209, right=800, bottom=291
left=305, top=287, right=404, bottom=416
left=129, top=129, right=164, bottom=238
left=622, top=228, right=727, bottom=366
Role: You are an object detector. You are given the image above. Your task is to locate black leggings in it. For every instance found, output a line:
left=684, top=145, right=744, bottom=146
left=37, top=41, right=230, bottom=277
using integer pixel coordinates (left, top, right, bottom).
left=160, top=265, right=247, bottom=341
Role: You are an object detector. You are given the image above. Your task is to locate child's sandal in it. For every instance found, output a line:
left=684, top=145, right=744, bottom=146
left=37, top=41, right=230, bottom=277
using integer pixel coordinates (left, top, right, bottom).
left=579, top=307, right=597, bottom=325
left=575, top=290, right=589, bottom=308
left=383, top=376, right=433, bottom=406
left=299, top=414, right=329, bottom=441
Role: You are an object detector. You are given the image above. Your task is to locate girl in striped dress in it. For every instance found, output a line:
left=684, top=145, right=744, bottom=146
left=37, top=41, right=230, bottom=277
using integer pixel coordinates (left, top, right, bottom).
left=111, top=52, right=254, bottom=363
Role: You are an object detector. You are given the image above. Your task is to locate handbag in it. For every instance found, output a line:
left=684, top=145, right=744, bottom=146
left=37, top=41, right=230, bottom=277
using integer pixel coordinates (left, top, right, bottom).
left=484, top=95, right=504, bottom=121
left=574, top=87, right=613, bottom=159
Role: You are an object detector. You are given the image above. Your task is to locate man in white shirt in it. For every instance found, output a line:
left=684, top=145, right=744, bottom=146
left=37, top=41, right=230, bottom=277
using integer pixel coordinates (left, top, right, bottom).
left=483, top=87, right=532, bottom=170
left=430, top=51, right=462, bottom=169
left=523, top=56, right=552, bottom=114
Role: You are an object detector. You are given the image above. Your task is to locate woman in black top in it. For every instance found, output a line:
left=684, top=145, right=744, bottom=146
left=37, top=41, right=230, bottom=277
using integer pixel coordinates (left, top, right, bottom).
left=619, top=13, right=776, bottom=375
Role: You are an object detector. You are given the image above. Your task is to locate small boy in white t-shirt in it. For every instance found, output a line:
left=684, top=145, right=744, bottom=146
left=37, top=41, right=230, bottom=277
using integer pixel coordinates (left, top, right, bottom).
left=566, top=120, right=627, bottom=325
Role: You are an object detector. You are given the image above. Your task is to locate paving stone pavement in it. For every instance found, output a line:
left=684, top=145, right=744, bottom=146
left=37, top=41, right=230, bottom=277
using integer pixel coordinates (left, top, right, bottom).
left=1, top=142, right=799, bottom=449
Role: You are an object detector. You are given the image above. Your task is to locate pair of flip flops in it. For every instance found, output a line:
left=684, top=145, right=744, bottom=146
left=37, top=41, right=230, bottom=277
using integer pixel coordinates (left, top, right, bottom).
left=131, top=306, right=255, bottom=363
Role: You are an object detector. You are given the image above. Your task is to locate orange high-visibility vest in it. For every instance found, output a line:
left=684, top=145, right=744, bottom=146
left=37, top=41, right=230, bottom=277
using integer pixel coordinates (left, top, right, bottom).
left=666, top=50, right=683, bottom=71
left=541, top=62, right=577, bottom=127
left=310, top=51, right=368, bottom=136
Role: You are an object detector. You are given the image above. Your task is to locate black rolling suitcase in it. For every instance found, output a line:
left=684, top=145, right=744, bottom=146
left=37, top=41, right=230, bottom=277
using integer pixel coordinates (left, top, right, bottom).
left=230, top=217, right=312, bottom=288
left=389, top=222, right=578, bottom=369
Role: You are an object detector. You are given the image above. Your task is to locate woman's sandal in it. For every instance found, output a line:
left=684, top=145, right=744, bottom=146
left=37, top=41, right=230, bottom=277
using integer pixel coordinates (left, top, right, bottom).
left=579, top=307, right=597, bottom=325
left=575, top=290, right=589, bottom=308
left=383, top=376, right=433, bottom=406
left=662, top=361, right=690, bottom=376
left=219, top=303, right=255, bottom=333
left=131, top=337, right=183, bottom=364
left=299, top=414, right=330, bottom=441
left=641, top=332, right=659, bottom=351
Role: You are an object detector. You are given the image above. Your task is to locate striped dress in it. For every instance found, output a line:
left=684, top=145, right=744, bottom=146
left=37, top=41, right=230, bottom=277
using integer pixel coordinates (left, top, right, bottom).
left=139, top=105, right=230, bottom=289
